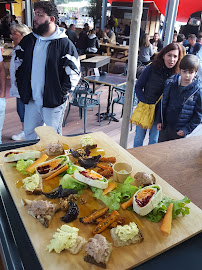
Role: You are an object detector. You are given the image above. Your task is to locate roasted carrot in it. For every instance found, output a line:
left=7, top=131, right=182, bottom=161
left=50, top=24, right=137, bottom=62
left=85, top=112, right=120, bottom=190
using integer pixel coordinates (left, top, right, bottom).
left=26, top=154, right=48, bottom=174
left=43, top=165, right=68, bottom=181
left=97, top=164, right=113, bottom=170
left=103, top=182, right=117, bottom=195
left=110, top=217, right=125, bottom=228
left=93, top=210, right=120, bottom=234
left=160, top=203, right=173, bottom=235
left=121, top=196, right=134, bottom=209
left=80, top=207, right=109, bottom=224
left=94, top=213, right=110, bottom=224
left=100, top=157, right=116, bottom=163
left=97, top=168, right=113, bottom=178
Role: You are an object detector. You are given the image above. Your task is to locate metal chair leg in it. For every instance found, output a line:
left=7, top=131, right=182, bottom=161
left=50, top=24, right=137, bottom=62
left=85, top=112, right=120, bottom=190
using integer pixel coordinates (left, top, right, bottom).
left=84, top=109, right=87, bottom=134
left=63, top=103, right=71, bottom=127
left=98, top=104, right=101, bottom=126
left=121, top=106, right=124, bottom=118
left=111, top=101, right=115, bottom=115
left=79, top=108, right=82, bottom=119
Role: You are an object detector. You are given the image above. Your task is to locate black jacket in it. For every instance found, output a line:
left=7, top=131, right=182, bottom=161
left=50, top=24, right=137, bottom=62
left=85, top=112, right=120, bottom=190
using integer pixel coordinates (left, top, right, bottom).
left=135, top=64, right=173, bottom=104
left=15, top=33, right=80, bottom=108
left=87, top=34, right=100, bottom=53
left=76, top=30, right=88, bottom=50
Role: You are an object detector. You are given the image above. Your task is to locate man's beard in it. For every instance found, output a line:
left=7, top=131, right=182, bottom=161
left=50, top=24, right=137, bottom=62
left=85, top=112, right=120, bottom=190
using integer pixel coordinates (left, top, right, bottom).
left=33, top=20, right=49, bottom=35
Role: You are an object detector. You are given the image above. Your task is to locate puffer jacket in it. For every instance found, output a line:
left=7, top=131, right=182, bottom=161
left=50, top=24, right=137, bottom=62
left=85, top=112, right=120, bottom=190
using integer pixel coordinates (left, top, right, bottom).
left=87, top=34, right=100, bottom=53
left=135, top=63, right=173, bottom=104
left=159, top=74, right=202, bottom=135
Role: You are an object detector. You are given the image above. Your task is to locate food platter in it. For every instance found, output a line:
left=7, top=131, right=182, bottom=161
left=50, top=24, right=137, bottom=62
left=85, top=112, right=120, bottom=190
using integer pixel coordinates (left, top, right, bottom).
left=0, top=126, right=202, bottom=270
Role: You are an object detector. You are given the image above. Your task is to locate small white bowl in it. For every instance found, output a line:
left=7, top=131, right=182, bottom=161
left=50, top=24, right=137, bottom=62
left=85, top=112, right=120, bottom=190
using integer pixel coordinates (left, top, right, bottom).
left=112, top=162, right=132, bottom=183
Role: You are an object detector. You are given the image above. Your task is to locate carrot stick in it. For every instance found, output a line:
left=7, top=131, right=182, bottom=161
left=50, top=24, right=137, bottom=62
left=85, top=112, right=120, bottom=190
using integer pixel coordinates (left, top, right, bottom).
left=26, top=154, right=48, bottom=174
left=97, top=163, right=113, bottom=171
left=121, top=196, right=133, bottom=209
left=160, top=203, right=173, bottom=235
left=103, top=182, right=117, bottom=195
left=43, top=165, right=68, bottom=181
left=100, top=157, right=116, bottom=163
left=80, top=207, right=109, bottom=224
left=93, top=210, right=120, bottom=234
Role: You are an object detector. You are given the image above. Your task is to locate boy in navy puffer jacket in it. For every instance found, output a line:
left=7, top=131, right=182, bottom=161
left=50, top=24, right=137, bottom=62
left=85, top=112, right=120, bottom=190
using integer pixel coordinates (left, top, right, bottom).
left=157, top=54, right=202, bottom=142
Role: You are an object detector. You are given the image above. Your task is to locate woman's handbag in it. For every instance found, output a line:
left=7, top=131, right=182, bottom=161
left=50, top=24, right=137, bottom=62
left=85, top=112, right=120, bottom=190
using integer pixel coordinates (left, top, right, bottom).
left=130, top=95, right=162, bottom=130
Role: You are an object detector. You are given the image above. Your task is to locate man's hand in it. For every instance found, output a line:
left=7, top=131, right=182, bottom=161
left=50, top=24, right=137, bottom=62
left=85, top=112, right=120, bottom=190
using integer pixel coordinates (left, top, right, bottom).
left=177, top=130, right=185, bottom=137
left=157, top=123, right=162, bottom=131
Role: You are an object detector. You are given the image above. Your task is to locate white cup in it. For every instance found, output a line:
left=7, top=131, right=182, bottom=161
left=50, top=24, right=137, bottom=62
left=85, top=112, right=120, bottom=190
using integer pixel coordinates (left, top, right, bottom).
left=123, top=41, right=127, bottom=46
left=112, top=162, right=132, bottom=183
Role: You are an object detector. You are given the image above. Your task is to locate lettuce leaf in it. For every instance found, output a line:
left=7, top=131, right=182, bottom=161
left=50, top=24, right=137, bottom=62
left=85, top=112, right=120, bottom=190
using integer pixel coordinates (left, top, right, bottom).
left=91, top=187, right=121, bottom=212
left=59, top=162, right=84, bottom=177
left=59, top=174, right=88, bottom=191
left=16, top=159, right=34, bottom=175
left=146, top=196, right=190, bottom=223
left=116, top=178, right=139, bottom=203
left=91, top=177, right=139, bottom=211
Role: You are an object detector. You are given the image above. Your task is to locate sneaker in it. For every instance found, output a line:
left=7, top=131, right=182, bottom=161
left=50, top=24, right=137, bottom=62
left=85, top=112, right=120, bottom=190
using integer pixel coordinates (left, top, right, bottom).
left=11, top=131, right=25, bottom=141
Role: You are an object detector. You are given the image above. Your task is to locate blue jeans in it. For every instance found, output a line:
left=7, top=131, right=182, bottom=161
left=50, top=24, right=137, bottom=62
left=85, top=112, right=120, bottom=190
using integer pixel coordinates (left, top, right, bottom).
left=133, top=123, right=159, bottom=147
left=16, top=98, right=25, bottom=123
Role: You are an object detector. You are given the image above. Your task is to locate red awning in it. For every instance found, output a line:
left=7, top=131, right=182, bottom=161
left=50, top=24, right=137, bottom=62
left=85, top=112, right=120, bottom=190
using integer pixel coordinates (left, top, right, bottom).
left=108, top=0, right=202, bottom=22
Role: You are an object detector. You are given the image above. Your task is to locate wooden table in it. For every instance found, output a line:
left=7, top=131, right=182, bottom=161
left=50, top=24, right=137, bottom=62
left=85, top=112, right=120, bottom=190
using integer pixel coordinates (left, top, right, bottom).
left=2, top=48, right=12, bottom=58
left=2, top=48, right=13, bottom=74
left=0, top=129, right=201, bottom=270
left=128, top=135, right=202, bottom=209
left=100, top=42, right=129, bottom=64
left=81, top=55, right=111, bottom=75
left=79, top=54, right=86, bottom=61
left=84, top=73, right=127, bottom=121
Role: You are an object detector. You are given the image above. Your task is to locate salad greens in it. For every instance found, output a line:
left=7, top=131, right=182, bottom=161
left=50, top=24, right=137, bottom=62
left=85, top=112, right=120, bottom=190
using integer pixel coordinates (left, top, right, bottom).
left=16, top=159, right=34, bottom=175
left=91, top=187, right=121, bottom=211
left=91, top=176, right=139, bottom=212
left=59, top=162, right=83, bottom=177
left=59, top=173, right=88, bottom=191
left=146, top=196, right=190, bottom=223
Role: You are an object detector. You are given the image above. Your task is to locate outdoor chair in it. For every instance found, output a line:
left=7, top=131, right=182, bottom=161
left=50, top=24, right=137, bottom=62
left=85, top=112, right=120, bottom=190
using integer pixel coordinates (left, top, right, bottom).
left=111, top=62, right=138, bottom=117
left=111, top=60, right=146, bottom=119
left=63, top=79, right=102, bottom=134
left=111, top=87, right=138, bottom=118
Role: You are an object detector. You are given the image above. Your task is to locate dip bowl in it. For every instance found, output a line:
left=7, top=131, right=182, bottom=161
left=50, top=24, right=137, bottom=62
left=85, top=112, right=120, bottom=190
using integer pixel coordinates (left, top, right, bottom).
left=112, top=162, right=132, bottom=183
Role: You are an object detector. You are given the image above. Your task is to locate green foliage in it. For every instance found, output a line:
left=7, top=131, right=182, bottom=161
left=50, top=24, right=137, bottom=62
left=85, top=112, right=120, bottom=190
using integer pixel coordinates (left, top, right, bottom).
left=91, top=177, right=139, bottom=212
left=88, top=0, right=102, bottom=25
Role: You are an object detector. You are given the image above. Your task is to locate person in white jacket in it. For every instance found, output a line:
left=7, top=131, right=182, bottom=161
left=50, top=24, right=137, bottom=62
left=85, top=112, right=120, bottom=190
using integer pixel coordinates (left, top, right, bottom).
left=0, top=50, right=6, bottom=144
left=10, top=23, right=31, bottom=141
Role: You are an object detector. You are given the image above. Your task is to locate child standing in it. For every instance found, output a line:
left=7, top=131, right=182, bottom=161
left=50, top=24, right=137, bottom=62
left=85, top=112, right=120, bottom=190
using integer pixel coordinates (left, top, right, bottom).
left=157, top=54, right=202, bottom=142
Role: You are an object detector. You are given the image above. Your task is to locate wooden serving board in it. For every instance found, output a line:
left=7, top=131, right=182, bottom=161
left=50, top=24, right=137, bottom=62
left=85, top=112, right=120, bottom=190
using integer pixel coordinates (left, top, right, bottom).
left=0, top=126, right=202, bottom=270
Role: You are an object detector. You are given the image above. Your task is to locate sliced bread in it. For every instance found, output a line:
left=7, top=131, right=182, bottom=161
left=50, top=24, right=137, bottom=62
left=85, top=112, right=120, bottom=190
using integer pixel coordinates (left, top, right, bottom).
left=21, top=199, right=58, bottom=228
left=67, top=236, right=86, bottom=254
left=110, top=227, right=144, bottom=247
